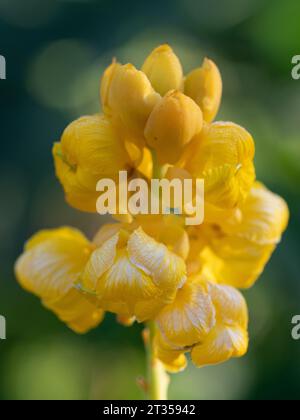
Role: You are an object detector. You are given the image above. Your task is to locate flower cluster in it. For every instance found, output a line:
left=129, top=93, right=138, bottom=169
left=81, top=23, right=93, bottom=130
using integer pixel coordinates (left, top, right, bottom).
left=15, top=45, right=289, bottom=372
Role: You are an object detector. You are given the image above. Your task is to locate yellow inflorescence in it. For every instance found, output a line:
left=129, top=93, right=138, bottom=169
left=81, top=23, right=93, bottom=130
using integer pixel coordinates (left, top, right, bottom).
left=15, top=44, right=289, bottom=370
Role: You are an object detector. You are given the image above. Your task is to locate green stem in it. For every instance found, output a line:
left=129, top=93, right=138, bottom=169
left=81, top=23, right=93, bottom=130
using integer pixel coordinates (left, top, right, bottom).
left=146, top=321, right=170, bottom=400
left=151, top=149, right=168, bottom=180
left=143, top=152, right=170, bottom=400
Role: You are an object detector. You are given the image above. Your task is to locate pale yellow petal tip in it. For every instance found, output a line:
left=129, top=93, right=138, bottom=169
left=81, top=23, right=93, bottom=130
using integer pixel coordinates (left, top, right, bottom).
left=100, top=59, right=121, bottom=112
left=152, top=44, right=173, bottom=53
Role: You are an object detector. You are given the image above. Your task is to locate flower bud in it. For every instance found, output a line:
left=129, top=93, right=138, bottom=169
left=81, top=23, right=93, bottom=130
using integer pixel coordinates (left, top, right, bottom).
left=185, top=58, right=222, bottom=123
left=142, top=44, right=183, bottom=96
left=100, top=59, right=121, bottom=114
left=145, top=90, right=203, bottom=164
left=103, top=63, right=161, bottom=137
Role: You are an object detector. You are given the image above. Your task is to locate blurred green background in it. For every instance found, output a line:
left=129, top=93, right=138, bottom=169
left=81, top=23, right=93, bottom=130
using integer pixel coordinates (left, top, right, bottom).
left=0, top=0, right=299, bottom=400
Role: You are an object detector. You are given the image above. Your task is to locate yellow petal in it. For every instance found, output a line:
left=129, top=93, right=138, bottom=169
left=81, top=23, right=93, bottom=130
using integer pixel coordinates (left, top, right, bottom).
left=184, top=122, right=256, bottom=209
left=127, top=227, right=187, bottom=291
left=44, top=288, right=104, bottom=334
left=191, top=324, right=248, bottom=367
left=145, top=90, right=203, bottom=164
left=15, top=227, right=91, bottom=299
left=195, top=183, right=289, bottom=288
left=156, top=276, right=216, bottom=348
left=80, top=233, right=119, bottom=291
left=201, top=241, right=276, bottom=289
left=221, top=182, right=290, bottom=245
left=15, top=227, right=104, bottom=333
left=80, top=227, right=186, bottom=321
left=154, top=331, right=187, bottom=373
left=208, top=283, right=248, bottom=329
left=92, top=248, right=164, bottom=321
left=185, top=58, right=222, bottom=122
left=134, top=214, right=190, bottom=260
left=92, top=223, right=123, bottom=247
left=100, top=60, right=121, bottom=114
left=105, top=63, right=160, bottom=137
left=141, top=44, right=183, bottom=96
left=53, top=114, right=131, bottom=213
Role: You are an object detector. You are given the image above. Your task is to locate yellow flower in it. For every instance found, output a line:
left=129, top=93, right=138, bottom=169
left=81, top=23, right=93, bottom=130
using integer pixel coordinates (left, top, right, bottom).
left=79, top=226, right=186, bottom=322
left=185, top=58, right=222, bottom=123
left=188, top=183, right=289, bottom=288
left=141, top=44, right=183, bottom=96
left=191, top=283, right=248, bottom=367
left=181, top=121, right=256, bottom=209
left=145, top=90, right=203, bottom=164
left=15, top=42, right=290, bottom=387
left=15, top=227, right=104, bottom=334
left=155, top=276, right=248, bottom=370
left=53, top=114, right=139, bottom=213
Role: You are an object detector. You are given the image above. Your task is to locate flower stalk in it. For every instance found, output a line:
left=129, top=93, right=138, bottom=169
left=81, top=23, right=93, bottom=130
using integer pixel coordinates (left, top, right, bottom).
left=146, top=321, right=170, bottom=400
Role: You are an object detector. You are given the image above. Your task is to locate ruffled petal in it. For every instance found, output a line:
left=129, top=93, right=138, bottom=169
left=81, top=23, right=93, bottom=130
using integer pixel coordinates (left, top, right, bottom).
left=80, top=233, right=119, bottom=291
left=184, top=122, right=256, bottom=209
left=220, top=182, right=289, bottom=245
left=15, top=227, right=92, bottom=299
left=127, top=227, right=187, bottom=290
left=208, top=283, right=248, bottom=329
left=193, top=183, right=289, bottom=288
left=191, top=324, right=248, bottom=367
left=80, top=227, right=186, bottom=321
left=53, top=114, right=131, bottom=213
left=157, top=276, right=216, bottom=348
left=133, top=215, right=190, bottom=260
left=15, top=227, right=104, bottom=333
